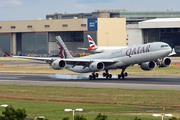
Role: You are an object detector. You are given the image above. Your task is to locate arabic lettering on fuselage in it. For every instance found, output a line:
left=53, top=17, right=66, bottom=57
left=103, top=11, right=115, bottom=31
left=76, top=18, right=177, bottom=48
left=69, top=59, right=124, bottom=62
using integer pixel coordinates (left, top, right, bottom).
left=126, top=45, right=151, bottom=57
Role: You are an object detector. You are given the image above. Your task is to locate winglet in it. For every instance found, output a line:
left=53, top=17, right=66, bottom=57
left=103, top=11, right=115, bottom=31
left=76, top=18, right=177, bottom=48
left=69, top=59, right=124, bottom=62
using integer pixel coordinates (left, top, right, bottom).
left=55, top=36, right=73, bottom=59
left=168, top=48, right=176, bottom=56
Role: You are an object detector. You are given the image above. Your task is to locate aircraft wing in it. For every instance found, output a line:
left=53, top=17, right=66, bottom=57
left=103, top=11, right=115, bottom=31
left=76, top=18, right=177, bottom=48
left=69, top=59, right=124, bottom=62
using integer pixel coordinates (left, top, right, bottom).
left=13, top=56, right=118, bottom=66
left=13, top=56, right=53, bottom=61
left=13, top=56, right=56, bottom=64
left=77, top=47, right=88, bottom=50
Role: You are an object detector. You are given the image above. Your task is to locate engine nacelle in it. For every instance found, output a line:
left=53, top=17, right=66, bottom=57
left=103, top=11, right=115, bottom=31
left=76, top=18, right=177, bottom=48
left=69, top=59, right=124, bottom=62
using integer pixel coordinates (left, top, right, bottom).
left=140, top=61, right=156, bottom=71
left=51, top=60, right=66, bottom=70
left=89, top=62, right=105, bottom=71
left=156, top=57, right=171, bottom=67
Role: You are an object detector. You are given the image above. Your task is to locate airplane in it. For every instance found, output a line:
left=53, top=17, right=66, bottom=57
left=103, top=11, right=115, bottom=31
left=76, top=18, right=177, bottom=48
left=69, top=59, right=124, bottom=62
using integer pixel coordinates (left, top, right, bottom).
left=77, top=35, right=127, bottom=53
left=13, top=36, right=176, bottom=80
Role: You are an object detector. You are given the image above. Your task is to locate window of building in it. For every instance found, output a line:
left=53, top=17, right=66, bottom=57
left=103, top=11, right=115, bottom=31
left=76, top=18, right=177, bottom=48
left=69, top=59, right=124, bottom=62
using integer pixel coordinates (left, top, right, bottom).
left=27, top=25, right=32, bottom=28
left=45, top=25, right=50, bottom=28
left=0, top=26, right=2, bottom=29
left=62, top=24, right=68, bottom=27
left=81, top=24, right=86, bottom=27
left=11, top=26, right=16, bottom=29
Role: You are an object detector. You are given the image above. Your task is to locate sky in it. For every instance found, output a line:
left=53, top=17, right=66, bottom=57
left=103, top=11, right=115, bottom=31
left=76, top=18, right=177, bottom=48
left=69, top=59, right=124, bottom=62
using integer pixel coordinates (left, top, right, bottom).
left=0, top=0, right=180, bottom=21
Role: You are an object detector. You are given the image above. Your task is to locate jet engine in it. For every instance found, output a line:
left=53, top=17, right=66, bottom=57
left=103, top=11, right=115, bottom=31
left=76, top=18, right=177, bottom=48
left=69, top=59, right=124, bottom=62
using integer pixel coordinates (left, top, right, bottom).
left=140, top=61, right=156, bottom=71
left=156, top=57, right=171, bottom=67
left=51, top=59, right=66, bottom=70
left=89, top=62, right=105, bottom=71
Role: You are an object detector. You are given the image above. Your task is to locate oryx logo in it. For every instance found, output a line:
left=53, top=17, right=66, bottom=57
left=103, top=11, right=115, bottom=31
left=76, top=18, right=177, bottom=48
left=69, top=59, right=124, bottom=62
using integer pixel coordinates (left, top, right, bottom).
left=56, top=38, right=67, bottom=58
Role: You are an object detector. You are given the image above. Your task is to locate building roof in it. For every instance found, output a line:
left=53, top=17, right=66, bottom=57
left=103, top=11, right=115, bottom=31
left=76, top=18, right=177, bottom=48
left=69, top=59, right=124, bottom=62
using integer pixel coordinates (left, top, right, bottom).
left=138, top=18, right=180, bottom=28
left=141, top=18, right=180, bottom=23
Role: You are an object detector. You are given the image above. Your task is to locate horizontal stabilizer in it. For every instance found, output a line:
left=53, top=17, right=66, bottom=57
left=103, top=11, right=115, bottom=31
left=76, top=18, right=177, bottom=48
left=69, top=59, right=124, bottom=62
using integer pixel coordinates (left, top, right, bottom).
left=168, top=48, right=176, bottom=56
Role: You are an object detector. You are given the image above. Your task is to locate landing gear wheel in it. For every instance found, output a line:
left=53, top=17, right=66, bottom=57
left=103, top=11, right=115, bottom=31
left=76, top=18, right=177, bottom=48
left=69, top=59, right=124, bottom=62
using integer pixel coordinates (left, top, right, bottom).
left=121, top=74, right=125, bottom=79
left=124, top=72, right=128, bottom=77
left=118, top=74, right=121, bottom=79
left=95, top=73, right=99, bottom=77
left=109, top=74, right=112, bottom=79
left=89, top=75, right=92, bottom=80
left=103, top=73, right=106, bottom=77
left=89, top=72, right=99, bottom=80
left=106, top=74, right=109, bottom=79
left=102, top=70, right=112, bottom=79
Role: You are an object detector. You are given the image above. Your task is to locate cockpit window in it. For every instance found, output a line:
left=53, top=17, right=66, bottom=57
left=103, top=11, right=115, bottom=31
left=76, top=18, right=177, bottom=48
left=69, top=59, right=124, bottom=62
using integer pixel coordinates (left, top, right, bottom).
left=161, top=45, right=169, bottom=47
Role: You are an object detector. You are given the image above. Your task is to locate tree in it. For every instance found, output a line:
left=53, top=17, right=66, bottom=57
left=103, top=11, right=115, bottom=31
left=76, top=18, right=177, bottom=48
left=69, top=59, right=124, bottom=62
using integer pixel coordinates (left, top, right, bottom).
left=134, top=117, right=141, bottom=120
left=0, top=116, right=5, bottom=120
left=169, top=117, right=178, bottom=120
left=94, top=113, right=108, bottom=120
left=1, top=105, right=27, bottom=120
left=74, top=114, right=87, bottom=120
left=62, top=117, right=70, bottom=120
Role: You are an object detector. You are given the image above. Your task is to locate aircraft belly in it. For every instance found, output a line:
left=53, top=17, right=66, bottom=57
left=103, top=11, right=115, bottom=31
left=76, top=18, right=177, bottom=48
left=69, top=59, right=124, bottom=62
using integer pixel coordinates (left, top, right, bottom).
left=104, top=61, right=126, bottom=69
left=66, top=65, right=92, bottom=73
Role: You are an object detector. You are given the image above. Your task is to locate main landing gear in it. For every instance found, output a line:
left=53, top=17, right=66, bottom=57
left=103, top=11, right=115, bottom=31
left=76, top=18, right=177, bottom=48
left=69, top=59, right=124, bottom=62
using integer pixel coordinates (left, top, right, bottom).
left=118, top=69, right=128, bottom=79
left=89, top=72, right=99, bottom=80
left=89, top=70, right=112, bottom=80
left=102, top=69, right=112, bottom=79
left=89, top=69, right=128, bottom=80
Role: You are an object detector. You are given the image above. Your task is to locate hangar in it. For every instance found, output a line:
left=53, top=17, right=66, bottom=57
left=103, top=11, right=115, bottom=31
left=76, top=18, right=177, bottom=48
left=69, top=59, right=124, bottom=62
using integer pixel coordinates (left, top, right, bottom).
left=127, top=18, right=180, bottom=54
left=0, top=18, right=127, bottom=56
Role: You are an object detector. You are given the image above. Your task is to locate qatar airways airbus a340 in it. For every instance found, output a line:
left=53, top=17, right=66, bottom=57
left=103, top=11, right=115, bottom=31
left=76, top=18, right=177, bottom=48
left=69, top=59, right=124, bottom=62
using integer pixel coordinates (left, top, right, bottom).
left=14, top=36, right=175, bottom=79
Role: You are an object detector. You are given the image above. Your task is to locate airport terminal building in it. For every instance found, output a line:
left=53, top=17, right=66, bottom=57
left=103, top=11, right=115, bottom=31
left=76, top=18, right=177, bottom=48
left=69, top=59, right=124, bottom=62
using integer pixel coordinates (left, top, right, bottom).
left=0, top=18, right=127, bottom=56
left=1, top=10, right=180, bottom=56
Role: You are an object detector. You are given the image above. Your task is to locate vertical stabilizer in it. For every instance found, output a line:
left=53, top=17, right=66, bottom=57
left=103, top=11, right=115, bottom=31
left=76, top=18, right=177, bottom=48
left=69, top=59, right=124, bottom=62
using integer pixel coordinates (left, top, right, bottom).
left=55, top=36, right=73, bottom=59
left=87, top=35, right=97, bottom=50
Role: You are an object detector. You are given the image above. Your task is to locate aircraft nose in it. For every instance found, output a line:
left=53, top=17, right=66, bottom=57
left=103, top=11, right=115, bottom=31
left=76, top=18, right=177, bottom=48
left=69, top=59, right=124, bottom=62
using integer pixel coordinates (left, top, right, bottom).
left=169, top=47, right=172, bottom=52
left=168, top=47, right=172, bottom=53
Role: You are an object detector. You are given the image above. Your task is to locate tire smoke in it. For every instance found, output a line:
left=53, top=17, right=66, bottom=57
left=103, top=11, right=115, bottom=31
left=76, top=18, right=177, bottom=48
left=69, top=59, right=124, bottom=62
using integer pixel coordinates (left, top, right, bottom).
left=50, top=74, right=89, bottom=79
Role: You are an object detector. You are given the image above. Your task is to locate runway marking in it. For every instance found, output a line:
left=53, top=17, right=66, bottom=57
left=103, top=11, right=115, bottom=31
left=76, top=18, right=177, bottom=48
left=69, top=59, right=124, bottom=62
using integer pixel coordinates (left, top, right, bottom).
left=0, top=79, right=180, bottom=87
left=0, top=76, right=25, bottom=79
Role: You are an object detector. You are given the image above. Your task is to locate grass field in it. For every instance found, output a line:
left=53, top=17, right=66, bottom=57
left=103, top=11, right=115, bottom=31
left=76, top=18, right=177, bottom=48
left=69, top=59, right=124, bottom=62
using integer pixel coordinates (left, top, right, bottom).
left=0, top=85, right=180, bottom=120
left=0, top=59, right=180, bottom=119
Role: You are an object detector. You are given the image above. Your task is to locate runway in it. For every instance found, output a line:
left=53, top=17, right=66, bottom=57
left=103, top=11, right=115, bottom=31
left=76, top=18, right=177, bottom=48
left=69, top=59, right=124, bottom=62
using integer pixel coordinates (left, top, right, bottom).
left=0, top=73, right=180, bottom=90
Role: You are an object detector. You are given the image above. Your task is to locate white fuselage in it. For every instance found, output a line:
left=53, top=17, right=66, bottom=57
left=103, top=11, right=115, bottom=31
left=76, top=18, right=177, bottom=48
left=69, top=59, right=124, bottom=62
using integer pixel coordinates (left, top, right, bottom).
left=66, top=42, right=172, bottom=73
left=91, top=46, right=127, bottom=52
